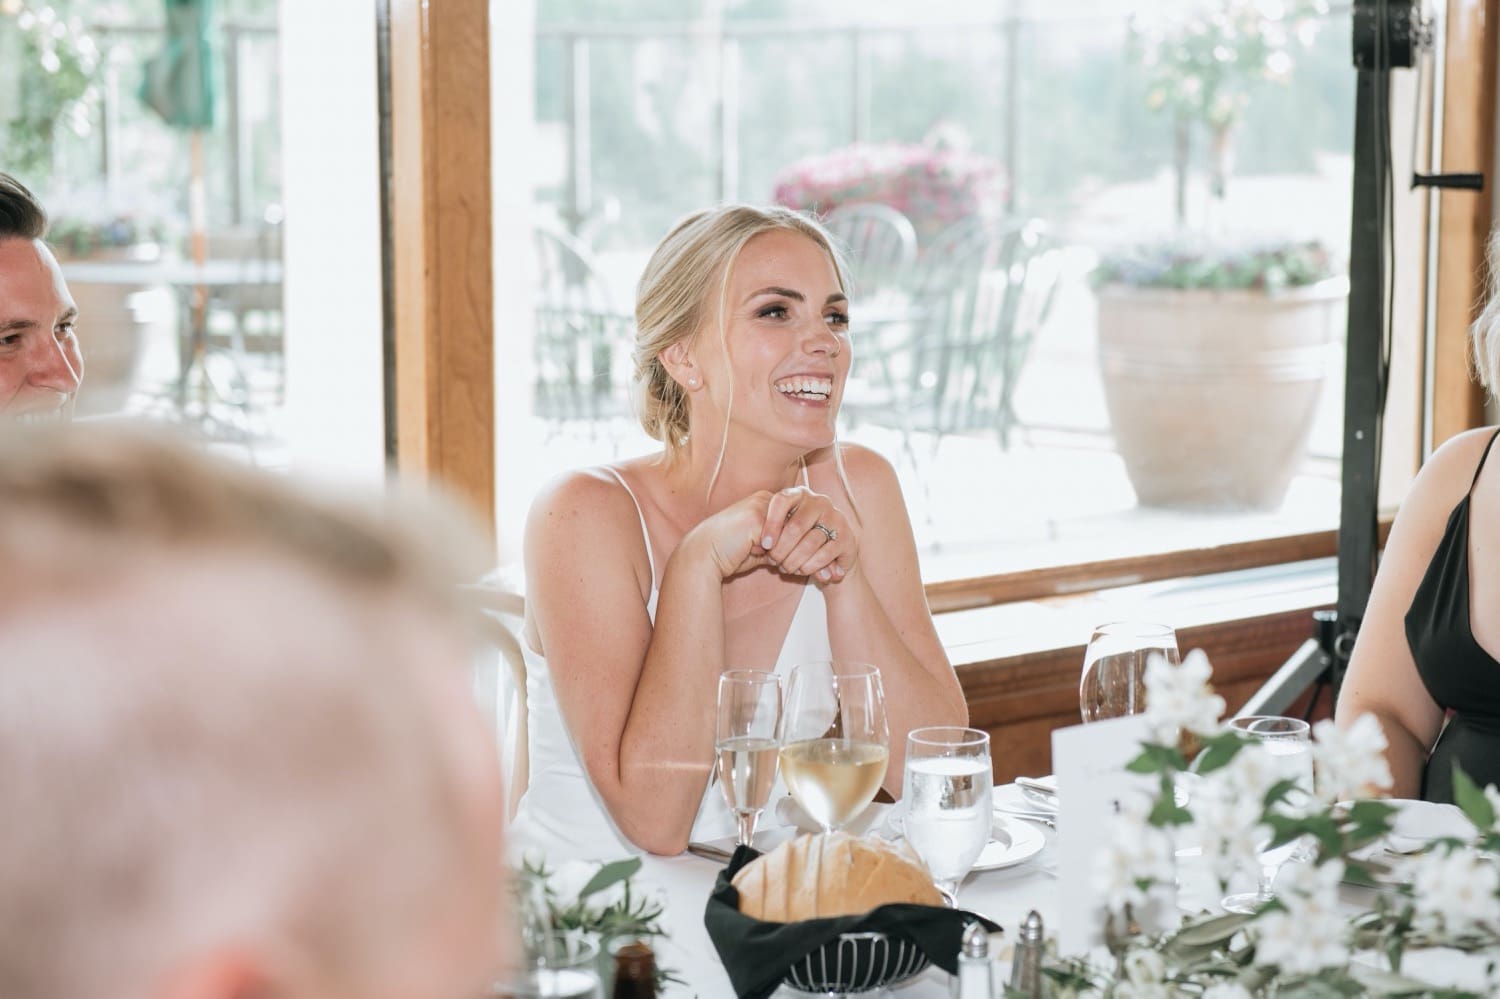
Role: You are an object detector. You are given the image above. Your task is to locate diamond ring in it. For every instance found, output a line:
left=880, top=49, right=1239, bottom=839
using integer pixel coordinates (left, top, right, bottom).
left=812, top=522, right=838, bottom=542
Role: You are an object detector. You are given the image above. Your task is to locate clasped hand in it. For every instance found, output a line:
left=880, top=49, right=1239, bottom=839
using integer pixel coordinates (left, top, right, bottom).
left=696, top=486, right=857, bottom=583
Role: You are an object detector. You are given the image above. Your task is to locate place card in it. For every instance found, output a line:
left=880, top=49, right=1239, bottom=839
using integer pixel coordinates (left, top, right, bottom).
left=1052, top=715, right=1164, bottom=956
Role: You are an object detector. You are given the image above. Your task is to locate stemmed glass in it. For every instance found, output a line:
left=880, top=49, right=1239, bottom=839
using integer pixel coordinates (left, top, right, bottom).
left=779, top=661, right=889, bottom=833
left=715, top=669, right=782, bottom=847
left=1080, top=621, right=1179, bottom=723
left=1221, top=715, right=1314, bottom=914
left=902, top=727, right=993, bottom=905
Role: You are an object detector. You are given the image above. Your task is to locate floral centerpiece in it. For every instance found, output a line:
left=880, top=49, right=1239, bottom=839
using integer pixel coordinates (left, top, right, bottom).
left=771, top=138, right=1007, bottom=245
left=1040, top=650, right=1500, bottom=996
left=0, top=2, right=102, bottom=178
left=515, top=854, right=682, bottom=989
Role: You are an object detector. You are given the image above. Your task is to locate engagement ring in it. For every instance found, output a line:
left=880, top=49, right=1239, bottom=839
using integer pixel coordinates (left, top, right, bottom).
left=812, top=522, right=838, bottom=542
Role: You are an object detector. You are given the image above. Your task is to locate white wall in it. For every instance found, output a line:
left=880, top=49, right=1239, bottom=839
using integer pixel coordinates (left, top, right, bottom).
left=278, top=0, right=386, bottom=484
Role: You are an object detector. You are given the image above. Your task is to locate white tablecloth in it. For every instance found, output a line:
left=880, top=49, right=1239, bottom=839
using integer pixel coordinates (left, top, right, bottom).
left=640, top=787, right=1059, bottom=997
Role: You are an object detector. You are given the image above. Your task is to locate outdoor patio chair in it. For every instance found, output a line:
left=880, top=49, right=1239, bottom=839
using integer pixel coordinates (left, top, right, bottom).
left=820, top=202, right=919, bottom=301
left=465, top=578, right=528, bottom=817
left=205, top=207, right=285, bottom=401
left=844, top=218, right=1061, bottom=467
left=532, top=225, right=635, bottom=430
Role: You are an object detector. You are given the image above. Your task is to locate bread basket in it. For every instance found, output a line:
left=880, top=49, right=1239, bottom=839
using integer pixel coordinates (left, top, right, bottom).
left=703, top=843, right=997, bottom=999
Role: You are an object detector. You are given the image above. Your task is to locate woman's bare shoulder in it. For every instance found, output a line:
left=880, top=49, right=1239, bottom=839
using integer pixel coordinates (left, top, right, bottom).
left=1403, top=427, right=1500, bottom=514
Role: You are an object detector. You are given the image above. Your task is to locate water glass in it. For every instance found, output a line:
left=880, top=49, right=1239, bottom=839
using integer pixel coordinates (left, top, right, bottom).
left=1080, top=621, right=1179, bottom=723
left=715, top=669, right=782, bottom=846
left=1220, top=715, right=1314, bottom=914
left=902, top=727, right=993, bottom=905
left=779, top=661, right=889, bottom=833
left=492, top=931, right=604, bottom=998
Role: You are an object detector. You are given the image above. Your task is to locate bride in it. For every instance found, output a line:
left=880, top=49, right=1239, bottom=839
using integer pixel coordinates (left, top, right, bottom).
left=513, top=204, right=967, bottom=859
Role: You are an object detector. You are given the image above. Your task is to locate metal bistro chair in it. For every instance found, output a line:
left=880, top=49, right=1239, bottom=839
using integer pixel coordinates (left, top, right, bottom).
left=532, top=226, right=634, bottom=433
left=821, top=202, right=919, bottom=302
left=847, top=218, right=1061, bottom=469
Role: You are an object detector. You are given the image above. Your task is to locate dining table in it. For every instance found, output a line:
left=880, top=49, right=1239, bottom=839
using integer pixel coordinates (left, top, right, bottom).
left=639, top=783, right=1058, bottom=998
left=625, top=783, right=1490, bottom=998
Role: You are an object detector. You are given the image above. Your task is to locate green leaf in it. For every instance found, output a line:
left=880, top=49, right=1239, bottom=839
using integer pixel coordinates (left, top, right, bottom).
left=579, top=857, right=642, bottom=899
left=1165, top=912, right=1254, bottom=949
left=1452, top=765, right=1496, bottom=832
left=1347, top=962, right=1458, bottom=995
left=1192, top=732, right=1246, bottom=775
left=1126, top=742, right=1188, bottom=775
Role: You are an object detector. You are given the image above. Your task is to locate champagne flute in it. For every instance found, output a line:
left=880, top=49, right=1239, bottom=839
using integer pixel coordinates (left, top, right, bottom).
left=1221, top=715, right=1313, bottom=914
left=779, top=661, right=889, bottom=833
left=715, top=669, right=782, bottom=847
left=902, top=727, right=993, bottom=905
left=1079, top=621, right=1179, bottom=723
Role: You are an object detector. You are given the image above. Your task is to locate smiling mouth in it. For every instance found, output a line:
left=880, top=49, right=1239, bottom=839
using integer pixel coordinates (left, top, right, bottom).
left=775, top=376, right=833, bottom=402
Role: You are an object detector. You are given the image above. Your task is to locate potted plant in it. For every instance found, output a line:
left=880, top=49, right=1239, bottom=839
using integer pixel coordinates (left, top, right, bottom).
left=1095, top=0, right=1342, bottom=511
left=1095, top=240, right=1345, bottom=510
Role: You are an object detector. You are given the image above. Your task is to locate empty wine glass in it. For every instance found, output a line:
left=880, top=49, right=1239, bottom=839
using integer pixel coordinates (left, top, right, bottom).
left=1221, top=715, right=1314, bottom=914
left=1080, top=621, right=1179, bottom=723
left=715, top=669, right=782, bottom=846
left=902, top=727, right=993, bottom=905
left=779, top=661, right=889, bottom=833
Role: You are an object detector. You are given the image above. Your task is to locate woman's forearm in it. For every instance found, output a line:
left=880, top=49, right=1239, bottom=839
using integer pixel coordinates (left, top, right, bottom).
left=821, top=567, right=967, bottom=783
left=606, top=540, right=726, bottom=852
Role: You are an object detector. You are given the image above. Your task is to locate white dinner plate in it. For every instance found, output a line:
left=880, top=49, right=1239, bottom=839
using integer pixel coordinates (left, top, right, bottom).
left=972, top=814, right=1046, bottom=871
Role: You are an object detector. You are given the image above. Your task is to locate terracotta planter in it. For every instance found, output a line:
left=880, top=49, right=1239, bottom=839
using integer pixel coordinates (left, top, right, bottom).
left=1095, top=279, right=1346, bottom=511
left=56, top=245, right=163, bottom=416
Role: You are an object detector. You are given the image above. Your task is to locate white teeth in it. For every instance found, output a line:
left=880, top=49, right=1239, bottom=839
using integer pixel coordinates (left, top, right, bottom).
left=776, top=376, right=833, bottom=399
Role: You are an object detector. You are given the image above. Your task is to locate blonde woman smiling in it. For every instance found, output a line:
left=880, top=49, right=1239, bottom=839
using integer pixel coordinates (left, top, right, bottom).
left=514, top=205, right=966, bottom=859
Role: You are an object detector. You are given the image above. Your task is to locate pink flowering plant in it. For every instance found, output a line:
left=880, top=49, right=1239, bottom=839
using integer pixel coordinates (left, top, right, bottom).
left=771, top=141, right=1006, bottom=245
left=1039, top=650, right=1500, bottom=997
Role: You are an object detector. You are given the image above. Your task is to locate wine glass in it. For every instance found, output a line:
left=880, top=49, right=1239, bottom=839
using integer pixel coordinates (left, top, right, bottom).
left=902, top=727, right=993, bottom=905
left=715, top=669, right=782, bottom=847
left=1079, top=621, right=1179, bottom=723
left=779, top=661, right=889, bottom=833
left=1221, top=715, right=1314, bottom=914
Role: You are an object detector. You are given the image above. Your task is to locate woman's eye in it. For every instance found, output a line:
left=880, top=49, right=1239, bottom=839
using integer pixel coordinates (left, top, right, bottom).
left=756, top=305, right=788, bottom=320
left=826, top=311, right=850, bottom=328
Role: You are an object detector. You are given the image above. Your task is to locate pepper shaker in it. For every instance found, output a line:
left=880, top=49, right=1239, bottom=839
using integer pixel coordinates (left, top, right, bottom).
left=950, top=920, right=994, bottom=999
left=1008, top=909, right=1044, bottom=998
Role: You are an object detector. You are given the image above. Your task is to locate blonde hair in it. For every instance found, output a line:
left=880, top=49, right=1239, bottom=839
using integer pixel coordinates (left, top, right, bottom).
left=633, top=204, right=849, bottom=456
left=0, top=425, right=498, bottom=999
left=1474, top=228, right=1500, bottom=394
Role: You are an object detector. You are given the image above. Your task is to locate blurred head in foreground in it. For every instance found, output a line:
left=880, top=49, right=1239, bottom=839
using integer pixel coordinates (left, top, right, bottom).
left=0, top=173, right=83, bottom=418
left=0, top=426, right=506, bottom=999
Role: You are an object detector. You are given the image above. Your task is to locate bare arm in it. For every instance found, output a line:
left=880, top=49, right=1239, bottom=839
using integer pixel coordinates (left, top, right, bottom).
left=763, top=444, right=966, bottom=791
left=525, top=470, right=774, bottom=854
left=1336, top=429, right=1495, bottom=797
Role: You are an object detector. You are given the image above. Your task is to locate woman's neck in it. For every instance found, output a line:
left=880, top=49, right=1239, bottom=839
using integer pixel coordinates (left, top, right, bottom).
left=664, top=436, right=810, bottom=517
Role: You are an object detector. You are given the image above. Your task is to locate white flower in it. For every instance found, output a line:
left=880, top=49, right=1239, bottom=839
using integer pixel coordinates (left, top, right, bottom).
left=1143, top=648, right=1226, bottom=741
left=1122, top=947, right=1166, bottom=985
left=1113, top=982, right=1169, bottom=999
left=1310, top=714, right=1391, bottom=802
left=1189, top=758, right=1275, bottom=884
left=1484, top=785, right=1500, bottom=832
left=1093, top=797, right=1175, bottom=915
left=1201, top=984, right=1253, bottom=999
left=1253, top=860, right=1348, bottom=973
left=1410, top=847, right=1500, bottom=933
left=547, top=860, right=597, bottom=904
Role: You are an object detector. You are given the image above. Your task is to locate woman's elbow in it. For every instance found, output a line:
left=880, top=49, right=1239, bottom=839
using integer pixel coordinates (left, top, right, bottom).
left=612, top=810, right=689, bottom=856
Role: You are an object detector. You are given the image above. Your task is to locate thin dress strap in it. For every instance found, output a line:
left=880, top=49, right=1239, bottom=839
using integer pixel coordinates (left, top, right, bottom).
left=1469, top=428, right=1500, bottom=493
left=601, top=467, right=658, bottom=587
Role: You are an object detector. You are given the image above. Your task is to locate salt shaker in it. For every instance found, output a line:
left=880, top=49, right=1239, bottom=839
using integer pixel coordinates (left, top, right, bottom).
left=950, top=920, right=994, bottom=999
left=1008, top=909, right=1044, bottom=998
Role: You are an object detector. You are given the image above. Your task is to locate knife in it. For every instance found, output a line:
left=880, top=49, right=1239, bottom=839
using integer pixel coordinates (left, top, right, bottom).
left=686, top=841, right=736, bottom=864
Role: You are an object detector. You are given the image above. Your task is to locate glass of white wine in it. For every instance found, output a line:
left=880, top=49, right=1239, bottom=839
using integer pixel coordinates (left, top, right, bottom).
left=778, top=661, right=889, bottom=833
left=715, top=669, right=783, bottom=847
left=1080, top=621, right=1179, bottom=723
left=902, top=727, right=993, bottom=905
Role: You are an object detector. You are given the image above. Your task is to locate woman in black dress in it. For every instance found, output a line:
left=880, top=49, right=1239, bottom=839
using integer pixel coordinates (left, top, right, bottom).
left=1336, top=235, right=1500, bottom=803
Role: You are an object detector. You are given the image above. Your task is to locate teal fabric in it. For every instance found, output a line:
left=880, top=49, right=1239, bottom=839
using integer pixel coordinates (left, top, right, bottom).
left=139, top=0, right=217, bottom=130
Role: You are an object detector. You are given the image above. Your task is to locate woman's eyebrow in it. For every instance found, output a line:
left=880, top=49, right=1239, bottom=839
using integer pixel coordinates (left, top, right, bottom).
left=742, top=288, right=849, bottom=306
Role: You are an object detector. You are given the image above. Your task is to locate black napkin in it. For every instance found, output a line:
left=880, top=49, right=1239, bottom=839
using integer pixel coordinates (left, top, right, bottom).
left=702, top=844, right=1001, bottom=999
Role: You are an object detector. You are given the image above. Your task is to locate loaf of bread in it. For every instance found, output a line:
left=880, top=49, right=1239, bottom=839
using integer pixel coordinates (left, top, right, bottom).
left=731, top=832, right=943, bottom=921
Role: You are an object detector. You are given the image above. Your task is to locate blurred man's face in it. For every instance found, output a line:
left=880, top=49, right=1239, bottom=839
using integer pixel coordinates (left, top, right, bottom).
left=0, top=237, right=83, bottom=418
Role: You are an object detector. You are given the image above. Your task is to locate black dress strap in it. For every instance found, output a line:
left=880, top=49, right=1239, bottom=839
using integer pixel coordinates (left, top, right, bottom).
left=1469, top=428, right=1500, bottom=493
